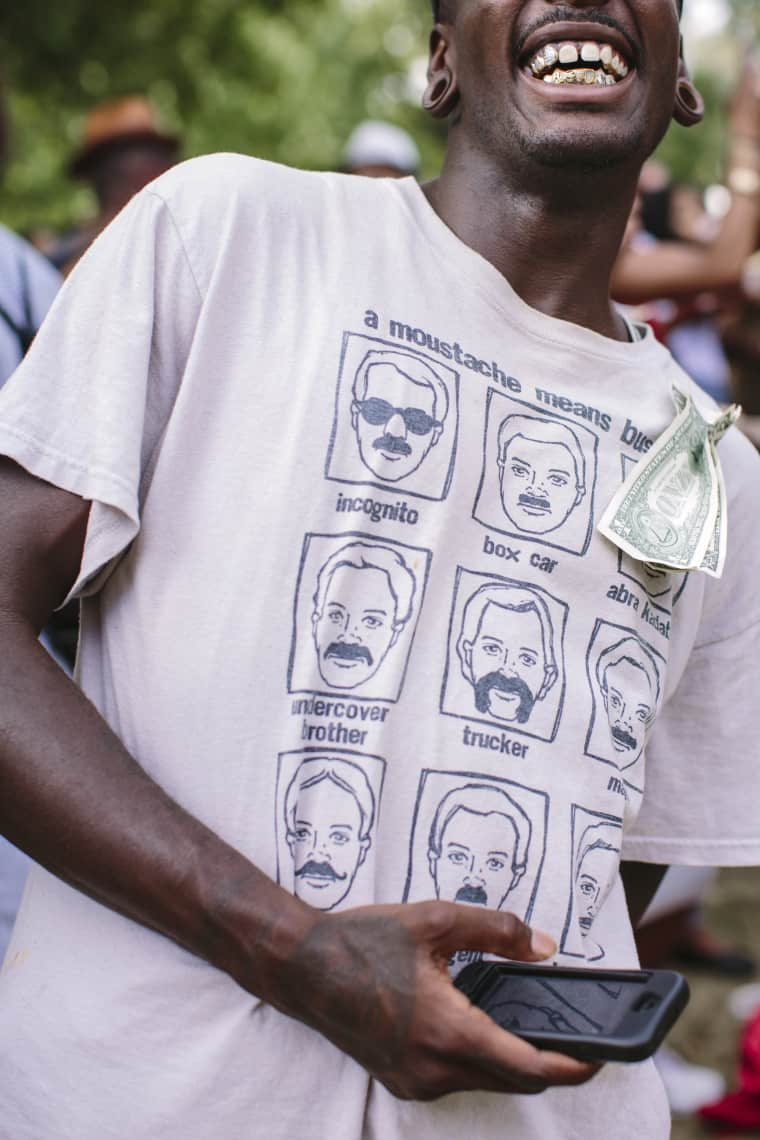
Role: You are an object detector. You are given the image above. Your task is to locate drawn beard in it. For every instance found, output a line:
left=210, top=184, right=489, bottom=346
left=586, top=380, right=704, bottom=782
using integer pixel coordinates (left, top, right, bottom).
left=324, top=642, right=373, bottom=666
left=474, top=673, right=536, bottom=723
left=455, top=884, right=488, bottom=906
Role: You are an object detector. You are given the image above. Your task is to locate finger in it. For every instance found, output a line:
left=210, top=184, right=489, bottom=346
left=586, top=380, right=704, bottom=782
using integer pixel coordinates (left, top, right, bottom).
left=454, top=1003, right=602, bottom=1093
left=417, top=900, right=556, bottom=962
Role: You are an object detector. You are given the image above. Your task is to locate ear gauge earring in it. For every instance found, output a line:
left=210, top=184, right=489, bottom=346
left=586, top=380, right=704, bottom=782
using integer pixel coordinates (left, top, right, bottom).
left=422, top=69, right=459, bottom=119
left=673, top=75, right=705, bottom=127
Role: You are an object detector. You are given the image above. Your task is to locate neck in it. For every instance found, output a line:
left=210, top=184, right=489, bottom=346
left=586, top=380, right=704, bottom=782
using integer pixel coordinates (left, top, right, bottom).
left=423, top=141, right=641, bottom=341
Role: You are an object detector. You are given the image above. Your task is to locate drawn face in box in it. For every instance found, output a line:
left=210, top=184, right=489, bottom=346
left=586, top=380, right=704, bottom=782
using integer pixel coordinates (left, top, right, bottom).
left=497, top=415, right=587, bottom=536
left=277, top=751, right=386, bottom=912
left=289, top=532, right=431, bottom=704
left=325, top=333, right=459, bottom=502
left=441, top=569, right=568, bottom=743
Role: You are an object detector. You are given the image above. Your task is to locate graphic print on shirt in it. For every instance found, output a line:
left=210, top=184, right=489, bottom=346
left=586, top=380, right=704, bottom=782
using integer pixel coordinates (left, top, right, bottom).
left=403, top=770, right=548, bottom=973
left=403, top=769, right=548, bottom=926
left=584, top=619, right=665, bottom=791
left=616, top=454, right=683, bottom=609
left=561, top=806, right=622, bottom=962
left=473, top=388, right=599, bottom=556
left=275, top=749, right=386, bottom=911
left=288, top=532, right=431, bottom=703
left=325, top=332, right=459, bottom=501
left=440, top=567, right=568, bottom=742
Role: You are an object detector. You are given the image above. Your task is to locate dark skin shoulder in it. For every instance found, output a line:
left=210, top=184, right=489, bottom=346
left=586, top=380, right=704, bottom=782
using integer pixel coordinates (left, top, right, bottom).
left=0, top=457, right=598, bottom=1099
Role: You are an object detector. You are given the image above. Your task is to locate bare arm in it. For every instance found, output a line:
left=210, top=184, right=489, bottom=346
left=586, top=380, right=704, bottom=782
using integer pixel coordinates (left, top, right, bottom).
left=612, top=58, right=760, bottom=303
left=0, top=458, right=598, bottom=1100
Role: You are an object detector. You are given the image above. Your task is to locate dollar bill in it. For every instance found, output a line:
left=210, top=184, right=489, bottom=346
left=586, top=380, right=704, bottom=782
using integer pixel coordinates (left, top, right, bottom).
left=599, top=386, right=739, bottom=578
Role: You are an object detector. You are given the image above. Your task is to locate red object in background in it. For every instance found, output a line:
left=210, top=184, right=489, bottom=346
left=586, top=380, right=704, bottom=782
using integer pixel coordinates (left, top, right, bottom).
left=699, top=1008, right=760, bottom=1131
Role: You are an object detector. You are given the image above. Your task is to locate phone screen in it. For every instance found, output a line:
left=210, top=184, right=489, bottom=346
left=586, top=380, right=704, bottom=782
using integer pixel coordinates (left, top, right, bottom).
left=481, top=973, right=648, bottom=1037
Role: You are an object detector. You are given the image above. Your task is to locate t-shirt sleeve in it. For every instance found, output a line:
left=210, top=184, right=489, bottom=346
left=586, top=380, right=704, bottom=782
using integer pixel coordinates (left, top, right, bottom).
left=0, top=187, right=202, bottom=600
left=623, top=428, right=760, bottom=866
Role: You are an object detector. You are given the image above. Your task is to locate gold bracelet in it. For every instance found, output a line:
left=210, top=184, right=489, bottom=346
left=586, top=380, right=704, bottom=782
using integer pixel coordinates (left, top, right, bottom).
left=728, top=166, right=760, bottom=196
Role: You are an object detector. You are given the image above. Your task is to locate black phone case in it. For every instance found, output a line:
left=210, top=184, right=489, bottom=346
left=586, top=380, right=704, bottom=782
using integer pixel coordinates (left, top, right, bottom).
left=455, top=962, right=690, bottom=1062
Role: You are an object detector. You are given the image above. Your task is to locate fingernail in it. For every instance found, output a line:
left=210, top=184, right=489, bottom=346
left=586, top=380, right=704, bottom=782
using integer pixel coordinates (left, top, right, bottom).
left=530, top=930, right=557, bottom=958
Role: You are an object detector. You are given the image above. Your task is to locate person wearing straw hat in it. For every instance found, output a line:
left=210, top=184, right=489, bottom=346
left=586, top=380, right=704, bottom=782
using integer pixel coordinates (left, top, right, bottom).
left=45, top=95, right=179, bottom=274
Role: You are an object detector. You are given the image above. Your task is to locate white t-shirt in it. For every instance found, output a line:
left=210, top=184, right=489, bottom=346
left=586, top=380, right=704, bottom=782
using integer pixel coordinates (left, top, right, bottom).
left=1, top=156, right=759, bottom=1140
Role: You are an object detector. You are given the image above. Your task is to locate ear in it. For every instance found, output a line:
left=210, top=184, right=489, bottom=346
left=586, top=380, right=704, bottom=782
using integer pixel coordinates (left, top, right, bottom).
left=422, top=26, right=460, bottom=120
left=673, top=58, right=705, bottom=128
left=510, top=864, right=527, bottom=893
left=537, top=664, right=558, bottom=701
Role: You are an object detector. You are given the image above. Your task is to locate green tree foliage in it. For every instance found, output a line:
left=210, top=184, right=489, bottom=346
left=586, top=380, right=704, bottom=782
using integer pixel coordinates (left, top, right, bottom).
left=0, top=0, right=755, bottom=235
left=0, top=0, right=444, bottom=233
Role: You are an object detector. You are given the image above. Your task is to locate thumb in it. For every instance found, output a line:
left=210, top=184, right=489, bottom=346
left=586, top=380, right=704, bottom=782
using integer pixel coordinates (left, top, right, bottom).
left=424, top=902, right=556, bottom=962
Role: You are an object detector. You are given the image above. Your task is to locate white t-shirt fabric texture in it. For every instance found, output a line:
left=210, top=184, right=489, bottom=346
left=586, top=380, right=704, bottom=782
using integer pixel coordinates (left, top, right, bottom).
left=0, top=156, right=759, bottom=1140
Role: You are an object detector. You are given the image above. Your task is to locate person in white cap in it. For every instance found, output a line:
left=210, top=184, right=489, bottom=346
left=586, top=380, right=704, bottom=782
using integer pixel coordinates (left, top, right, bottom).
left=342, top=119, right=420, bottom=178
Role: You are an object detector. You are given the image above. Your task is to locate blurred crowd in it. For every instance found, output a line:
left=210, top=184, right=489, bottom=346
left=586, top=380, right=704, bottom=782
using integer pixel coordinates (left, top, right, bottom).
left=2, top=45, right=760, bottom=1138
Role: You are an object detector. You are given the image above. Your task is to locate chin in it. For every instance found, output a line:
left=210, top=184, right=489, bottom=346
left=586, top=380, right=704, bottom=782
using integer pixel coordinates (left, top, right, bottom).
left=515, top=123, right=646, bottom=174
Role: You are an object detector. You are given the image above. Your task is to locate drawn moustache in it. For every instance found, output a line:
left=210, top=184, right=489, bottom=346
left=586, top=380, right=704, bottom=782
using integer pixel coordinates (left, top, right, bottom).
left=518, top=492, right=551, bottom=512
left=474, top=672, right=536, bottom=724
left=455, top=884, right=488, bottom=906
left=325, top=642, right=373, bottom=665
left=373, top=433, right=412, bottom=456
left=611, top=725, right=638, bottom=751
left=296, top=860, right=347, bottom=883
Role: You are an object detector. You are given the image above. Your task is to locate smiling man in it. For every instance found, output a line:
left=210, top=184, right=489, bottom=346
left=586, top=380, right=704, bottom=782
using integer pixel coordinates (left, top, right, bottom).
left=1, top=1, right=760, bottom=1139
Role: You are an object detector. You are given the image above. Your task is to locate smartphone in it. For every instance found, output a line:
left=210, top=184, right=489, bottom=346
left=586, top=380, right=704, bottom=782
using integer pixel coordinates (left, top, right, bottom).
left=455, top=961, right=689, bottom=1062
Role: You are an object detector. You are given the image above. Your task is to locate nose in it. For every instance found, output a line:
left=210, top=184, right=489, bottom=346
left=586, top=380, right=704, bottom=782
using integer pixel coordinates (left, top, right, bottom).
left=615, top=705, right=632, bottom=728
left=336, top=614, right=358, bottom=642
left=385, top=409, right=407, bottom=437
left=498, top=651, right=519, bottom=677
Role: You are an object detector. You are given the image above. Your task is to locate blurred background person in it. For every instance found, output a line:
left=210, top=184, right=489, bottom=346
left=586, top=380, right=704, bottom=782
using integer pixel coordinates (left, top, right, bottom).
left=722, top=247, right=760, bottom=447
left=342, top=119, right=419, bottom=179
left=0, top=79, right=60, bottom=388
left=612, top=54, right=760, bottom=405
left=44, top=95, right=179, bottom=275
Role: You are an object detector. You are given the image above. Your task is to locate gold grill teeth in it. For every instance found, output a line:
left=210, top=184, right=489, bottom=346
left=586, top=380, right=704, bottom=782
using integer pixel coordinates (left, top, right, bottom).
left=529, top=41, right=630, bottom=82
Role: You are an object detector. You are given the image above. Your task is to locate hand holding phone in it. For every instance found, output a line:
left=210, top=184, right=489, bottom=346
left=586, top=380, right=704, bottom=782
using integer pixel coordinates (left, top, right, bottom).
left=455, top=961, right=689, bottom=1063
left=276, top=903, right=602, bottom=1100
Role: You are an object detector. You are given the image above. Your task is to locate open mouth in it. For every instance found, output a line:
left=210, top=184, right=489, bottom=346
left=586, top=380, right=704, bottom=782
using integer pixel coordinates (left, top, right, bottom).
left=525, top=40, right=633, bottom=87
